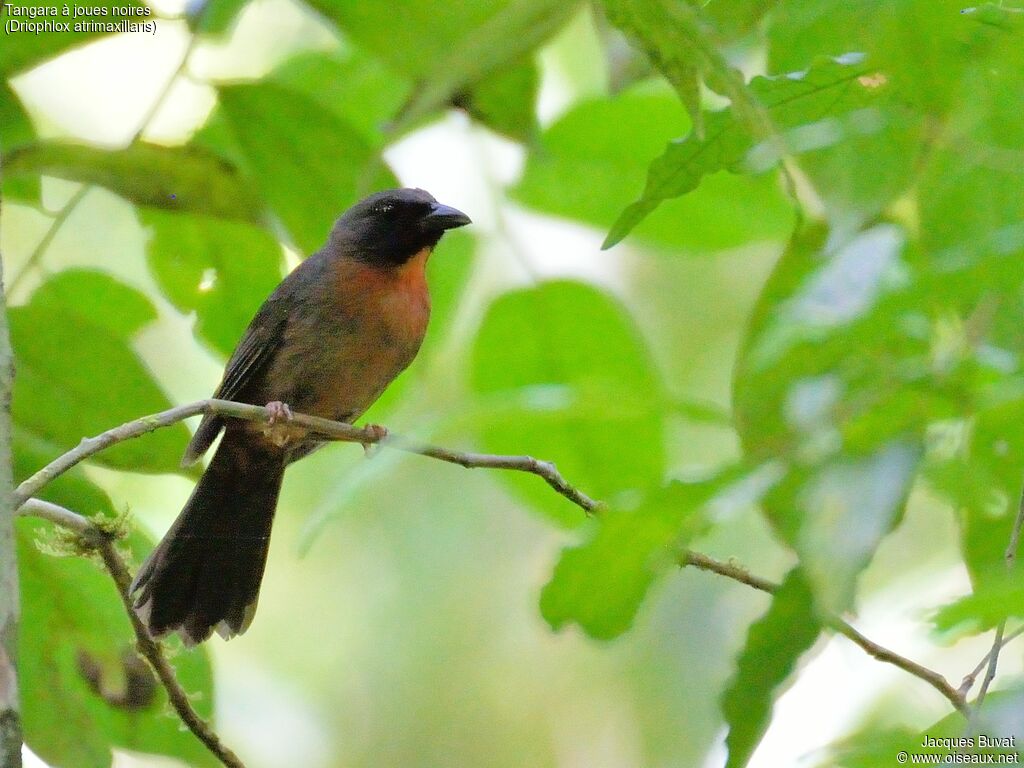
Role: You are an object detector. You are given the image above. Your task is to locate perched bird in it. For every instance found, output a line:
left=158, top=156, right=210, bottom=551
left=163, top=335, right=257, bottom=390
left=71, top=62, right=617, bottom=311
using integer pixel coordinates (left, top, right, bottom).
left=130, top=188, right=471, bottom=645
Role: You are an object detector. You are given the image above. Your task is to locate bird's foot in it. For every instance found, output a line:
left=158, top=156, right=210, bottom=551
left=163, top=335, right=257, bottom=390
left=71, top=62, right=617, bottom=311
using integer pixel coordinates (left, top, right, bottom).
left=264, top=401, right=294, bottom=447
left=361, top=423, right=389, bottom=457
left=265, top=400, right=293, bottom=425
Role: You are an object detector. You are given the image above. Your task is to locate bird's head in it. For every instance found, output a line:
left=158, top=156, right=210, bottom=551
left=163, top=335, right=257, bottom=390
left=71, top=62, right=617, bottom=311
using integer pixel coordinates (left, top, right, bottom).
left=330, top=188, right=471, bottom=266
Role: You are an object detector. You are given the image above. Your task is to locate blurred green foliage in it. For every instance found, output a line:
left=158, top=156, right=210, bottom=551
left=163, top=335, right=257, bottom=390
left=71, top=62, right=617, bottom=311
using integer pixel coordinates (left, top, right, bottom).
left=4, top=0, right=1024, bottom=766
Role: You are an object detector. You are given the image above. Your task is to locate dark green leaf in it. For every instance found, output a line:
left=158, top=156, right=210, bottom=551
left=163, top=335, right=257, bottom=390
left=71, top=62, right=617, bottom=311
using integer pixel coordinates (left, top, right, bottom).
left=0, top=81, right=39, bottom=200
left=721, top=568, right=821, bottom=768
left=602, top=55, right=875, bottom=248
left=188, top=0, right=249, bottom=34
left=732, top=224, right=935, bottom=611
left=10, top=270, right=189, bottom=473
left=600, top=0, right=707, bottom=135
left=540, top=479, right=717, bottom=639
left=0, top=80, right=34, bottom=151
left=141, top=209, right=283, bottom=357
left=470, top=280, right=664, bottom=525
left=4, top=141, right=263, bottom=222
left=932, top=569, right=1024, bottom=633
left=269, top=50, right=410, bottom=147
left=307, top=0, right=574, bottom=131
left=456, top=59, right=539, bottom=142
left=218, top=82, right=397, bottom=253
left=513, top=85, right=794, bottom=251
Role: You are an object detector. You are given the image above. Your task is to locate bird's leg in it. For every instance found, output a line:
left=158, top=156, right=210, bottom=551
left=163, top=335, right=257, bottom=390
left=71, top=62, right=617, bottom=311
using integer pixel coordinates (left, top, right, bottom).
left=263, top=401, right=294, bottom=447
left=360, top=423, right=389, bottom=457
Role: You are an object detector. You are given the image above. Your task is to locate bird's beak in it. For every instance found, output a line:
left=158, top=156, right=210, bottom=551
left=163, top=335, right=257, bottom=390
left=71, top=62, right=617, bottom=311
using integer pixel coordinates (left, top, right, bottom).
left=424, top=202, right=471, bottom=230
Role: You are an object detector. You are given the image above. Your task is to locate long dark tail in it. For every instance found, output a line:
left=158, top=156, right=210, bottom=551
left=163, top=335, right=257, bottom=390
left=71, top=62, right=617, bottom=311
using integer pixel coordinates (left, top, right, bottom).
left=130, top=430, right=286, bottom=645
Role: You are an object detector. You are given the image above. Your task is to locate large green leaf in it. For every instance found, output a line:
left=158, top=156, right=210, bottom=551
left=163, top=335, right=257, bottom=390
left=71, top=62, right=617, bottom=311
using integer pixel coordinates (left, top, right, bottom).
left=470, top=281, right=664, bottom=525
left=306, top=0, right=574, bottom=132
left=4, top=141, right=263, bottom=223
left=0, top=81, right=40, bottom=201
left=14, top=438, right=216, bottom=768
left=141, top=209, right=283, bottom=357
left=541, top=464, right=776, bottom=639
left=603, top=55, right=877, bottom=248
left=455, top=58, right=540, bottom=142
left=721, top=568, right=821, bottom=768
left=733, top=224, right=935, bottom=612
left=540, top=480, right=715, bottom=639
left=513, top=85, right=794, bottom=251
left=599, top=0, right=708, bottom=137
left=932, top=569, right=1024, bottom=634
left=767, top=0, right=1022, bottom=114
left=9, top=270, right=189, bottom=473
left=218, top=82, right=397, bottom=254
left=268, top=50, right=410, bottom=147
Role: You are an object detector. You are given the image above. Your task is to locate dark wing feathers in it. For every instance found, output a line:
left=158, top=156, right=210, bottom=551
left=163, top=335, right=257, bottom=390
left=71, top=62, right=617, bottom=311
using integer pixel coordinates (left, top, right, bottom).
left=182, top=301, right=289, bottom=465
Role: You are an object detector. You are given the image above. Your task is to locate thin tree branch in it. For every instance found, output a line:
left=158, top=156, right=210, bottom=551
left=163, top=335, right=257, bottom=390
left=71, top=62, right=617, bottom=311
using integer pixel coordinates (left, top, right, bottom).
left=965, top=474, right=1024, bottom=730
left=7, top=186, right=90, bottom=297
left=12, top=399, right=602, bottom=514
left=0, top=235, right=24, bottom=767
left=16, top=399, right=974, bottom=739
left=18, top=499, right=244, bottom=768
left=678, top=549, right=970, bottom=716
left=959, top=625, right=1024, bottom=697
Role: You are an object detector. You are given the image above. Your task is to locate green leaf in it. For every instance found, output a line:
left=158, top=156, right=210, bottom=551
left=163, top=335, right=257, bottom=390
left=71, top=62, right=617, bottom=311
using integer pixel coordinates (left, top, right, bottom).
left=932, top=570, right=1024, bottom=634
left=188, top=0, right=249, bottom=34
left=0, top=80, right=34, bottom=151
left=10, top=270, right=189, bottom=473
left=600, top=0, right=707, bottom=135
left=141, top=209, right=283, bottom=357
left=767, top=0, right=1020, bottom=114
left=0, top=0, right=151, bottom=76
left=456, top=58, right=539, bottom=142
left=14, top=441, right=216, bottom=768
left=513, top=85, right=794, bottom=251
left=269, top=50, right=410, bottom=147
left=540, top=479, right=716, bottom=639
left=698, top=0, right=779, bottom=41
left=470, top=281, right=664, bottom=525
left=307, top=0, right=574, bottom=131
left=0, top=81, right=39, bottom=200
left=732, top=224, right=935, bottom=611
left=602, top=54, right=875, bottom=248
left=4, top=141, right=263, bottom=222
left=721, top=568, right=822, bottom=768
left=796, top=442, right=920, bottom=613
left=218, top=82, right=397, bottom=253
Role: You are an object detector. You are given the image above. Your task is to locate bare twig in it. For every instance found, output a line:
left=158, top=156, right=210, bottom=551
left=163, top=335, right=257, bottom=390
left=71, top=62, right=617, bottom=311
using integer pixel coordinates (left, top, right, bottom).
left=12, top=399, right=602, bottom=514
left=965, top=475, right=1024, bottom=730
left=959, top=625, right=1024, bottom=697
left=17, top=397, right=977, bottom=745
left=678, top=549, right=970, bottom=716
left=18, top=499, right=244, bottom=768
left=8, top=186, right=90, bottom=296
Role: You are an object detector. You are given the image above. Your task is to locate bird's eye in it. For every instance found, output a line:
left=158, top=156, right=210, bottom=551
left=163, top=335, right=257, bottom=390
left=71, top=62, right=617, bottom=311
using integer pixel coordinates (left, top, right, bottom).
left=374, top=202, right=395, bottom=215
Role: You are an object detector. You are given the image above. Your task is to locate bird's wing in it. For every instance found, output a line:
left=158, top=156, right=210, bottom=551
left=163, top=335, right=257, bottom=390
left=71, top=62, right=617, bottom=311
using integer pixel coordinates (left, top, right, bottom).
left=182, top=300, right=288, bottom=465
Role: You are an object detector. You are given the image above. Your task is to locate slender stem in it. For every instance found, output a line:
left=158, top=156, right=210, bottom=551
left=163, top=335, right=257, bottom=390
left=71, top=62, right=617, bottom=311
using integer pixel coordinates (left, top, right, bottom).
left=959, top=625, right=1024, bottom=697
left=7, top=186, right=89, bottom=296
left=12, top=399, right=602, bottom=514
left=19, top=499, right=245, bottom=768
left=965, top=474, right=1024, bottom=728
left=17, top=398, right=978, bottom=732
left=679, top=549, right=970, bottom=716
